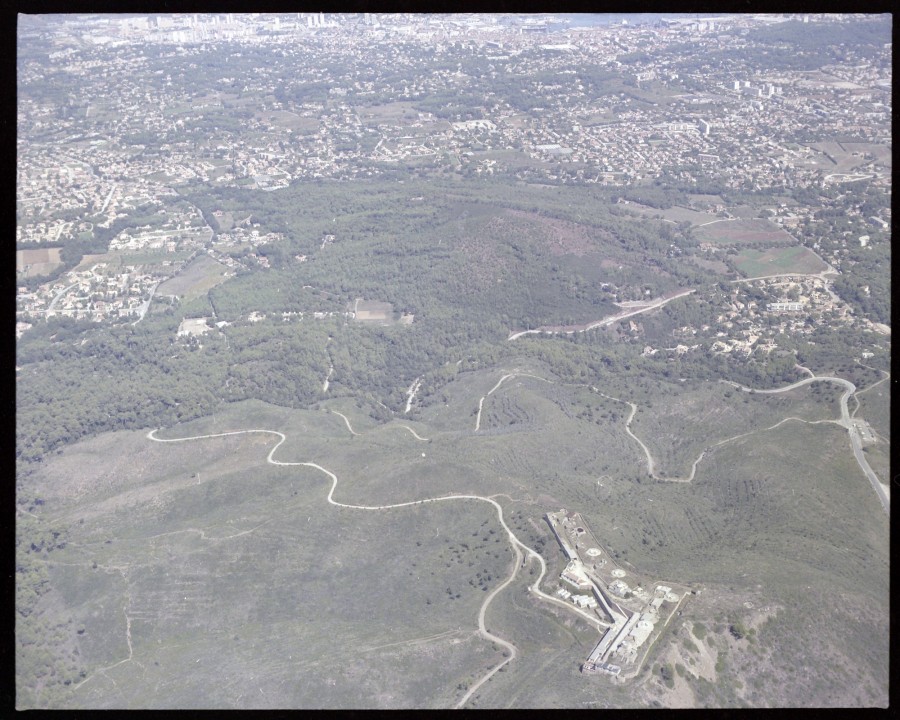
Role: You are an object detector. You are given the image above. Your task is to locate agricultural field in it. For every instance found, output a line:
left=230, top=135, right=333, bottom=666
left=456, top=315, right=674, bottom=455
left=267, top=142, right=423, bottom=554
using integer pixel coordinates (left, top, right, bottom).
left=622, top=203, right=718, bottom=226
left=687, top=194, right=726, bottom=210
left=726, top=205, right=769, bottom=219
left=804, top=141, right=891, bottom=173
left=694, top=218, right=795, bottom=246
left=732, top=246, right=830, bottom=277
left=841, top=142, right=891, bottom=168
left=157, top=255, right=232, bottom=301
left=17, top=247, right=63, bottom=277
left=255, top=109, right=319, bottom=133
left=18, top=364, right=888, bottom=708
left=358, top=101, right=422, bottom=126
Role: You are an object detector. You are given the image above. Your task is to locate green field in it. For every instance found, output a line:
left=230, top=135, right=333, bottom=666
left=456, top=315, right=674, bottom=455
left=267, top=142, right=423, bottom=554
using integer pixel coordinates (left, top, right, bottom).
left=732, top=246, right=830, bottom=277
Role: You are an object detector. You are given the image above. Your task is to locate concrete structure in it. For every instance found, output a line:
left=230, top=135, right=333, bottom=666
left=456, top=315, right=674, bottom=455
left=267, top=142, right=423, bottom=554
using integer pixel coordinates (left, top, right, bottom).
left=573, top=594, right=598, bottom=609
left=561, top=559, right=593, bottom=592
left=768, top=301, right=804, bottom=312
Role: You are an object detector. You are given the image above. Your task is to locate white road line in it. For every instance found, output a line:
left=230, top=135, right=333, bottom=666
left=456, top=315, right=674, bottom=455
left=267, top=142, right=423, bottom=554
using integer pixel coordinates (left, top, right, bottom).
left=330, top=410, right=359, bottom=436
left=146, top=425, right=595, bottom=708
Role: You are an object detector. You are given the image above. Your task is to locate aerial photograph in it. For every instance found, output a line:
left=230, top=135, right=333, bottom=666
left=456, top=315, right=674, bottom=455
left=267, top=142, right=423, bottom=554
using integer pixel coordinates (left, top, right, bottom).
left=15, top=12, right=890, bottom=709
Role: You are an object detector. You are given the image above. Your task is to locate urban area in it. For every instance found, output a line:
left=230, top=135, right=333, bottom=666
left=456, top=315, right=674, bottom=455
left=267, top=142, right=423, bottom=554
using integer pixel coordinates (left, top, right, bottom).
left=17, top=13, right=890, bottom=352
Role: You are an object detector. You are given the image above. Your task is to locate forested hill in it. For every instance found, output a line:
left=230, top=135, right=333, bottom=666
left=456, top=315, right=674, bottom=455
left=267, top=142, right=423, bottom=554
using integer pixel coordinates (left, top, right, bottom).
left=16, top=177, right=889, bottom=467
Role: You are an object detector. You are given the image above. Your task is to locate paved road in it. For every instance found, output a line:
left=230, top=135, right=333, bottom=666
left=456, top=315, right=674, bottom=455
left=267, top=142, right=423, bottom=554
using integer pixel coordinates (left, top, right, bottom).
left=730, top=269, right=837, bottom=284
left=46, top=282, right=78, bottom=314
left=507, top=289, right=696, bottom=341
left=99, top=184, right=116, bottom=214
left=131, top=281, right=161, bottom=325
left=724, top=376, right=889, bottom=515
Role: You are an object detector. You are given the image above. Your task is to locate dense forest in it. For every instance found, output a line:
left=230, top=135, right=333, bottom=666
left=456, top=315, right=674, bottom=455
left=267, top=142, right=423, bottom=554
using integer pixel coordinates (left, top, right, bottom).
left=20, top=176, right=888, bottom=469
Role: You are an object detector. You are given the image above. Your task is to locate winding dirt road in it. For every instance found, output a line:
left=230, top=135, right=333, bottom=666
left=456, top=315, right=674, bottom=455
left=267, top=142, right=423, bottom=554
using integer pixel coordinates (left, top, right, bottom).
left=139, top=367, right=886, bottom=706
left=592, top=375, right=888, bottom=514
left=145, top=425, right=595, bottom=708
left=330, top=410, right=429, bottom=441
left=474, top=372, right=552, bottom=432
left=722, top=376, right=889, bottom=514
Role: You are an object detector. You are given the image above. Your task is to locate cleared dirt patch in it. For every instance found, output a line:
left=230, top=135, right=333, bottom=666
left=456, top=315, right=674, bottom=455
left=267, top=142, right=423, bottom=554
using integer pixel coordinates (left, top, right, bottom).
left=354, top=299, right=396, bottom=324
left=658, top=645, right=697, bottom=707
left=17, top=247, right=63, bottom=277
left=73, top=253, right=114, bottom=271
left=177, top=317, right=212, bottom=337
